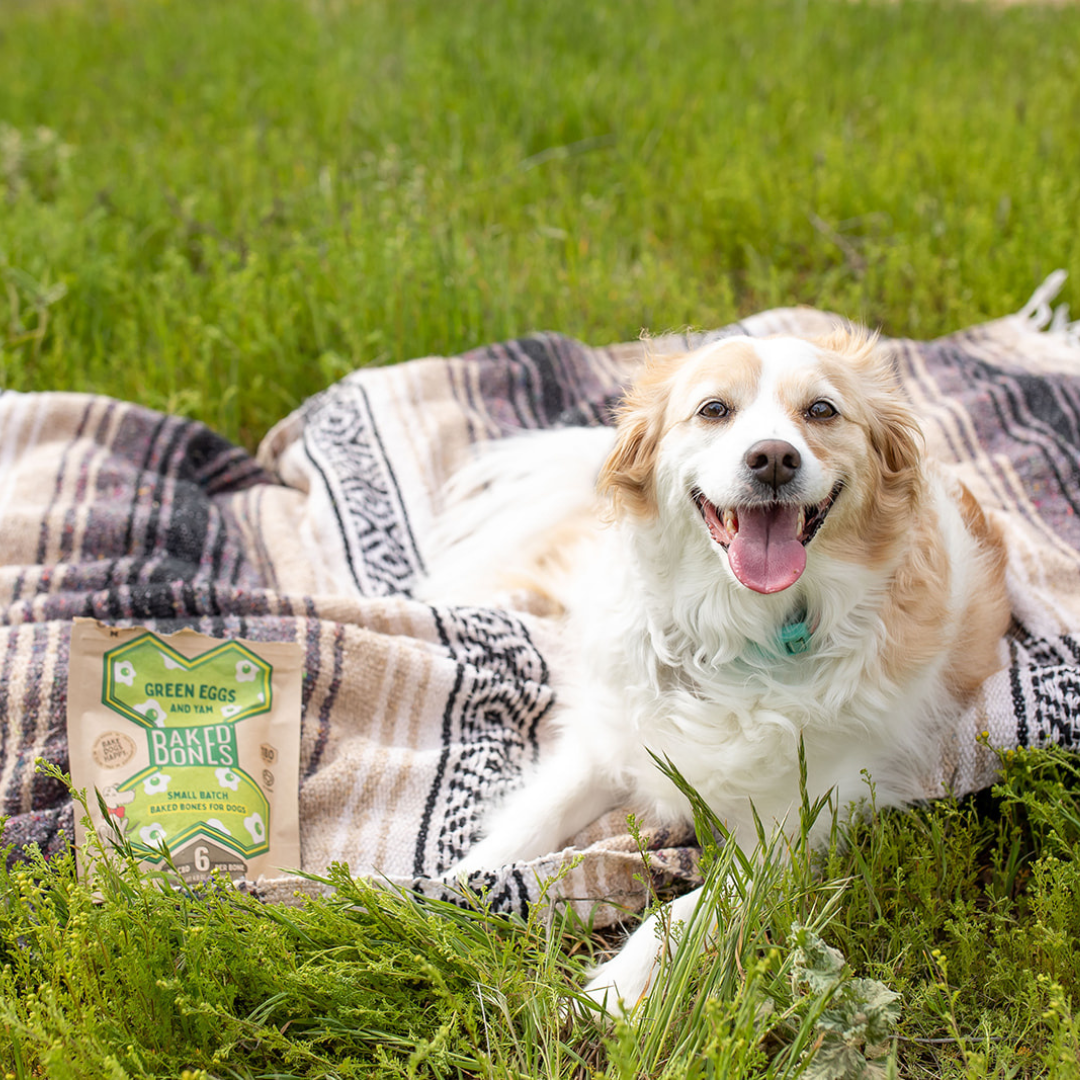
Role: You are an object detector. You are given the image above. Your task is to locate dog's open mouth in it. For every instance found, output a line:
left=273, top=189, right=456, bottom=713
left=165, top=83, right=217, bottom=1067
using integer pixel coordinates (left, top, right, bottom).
left=691, top=483, right=843, bottom=594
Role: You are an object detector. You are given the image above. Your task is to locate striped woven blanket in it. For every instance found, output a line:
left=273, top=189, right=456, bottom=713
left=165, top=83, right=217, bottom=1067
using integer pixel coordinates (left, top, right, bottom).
left=3, top=279, right=1080, bottom=922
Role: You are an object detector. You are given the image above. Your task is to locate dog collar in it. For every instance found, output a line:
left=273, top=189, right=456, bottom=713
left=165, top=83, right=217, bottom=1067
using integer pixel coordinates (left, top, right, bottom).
left=778, top=609, right=816, bottom=655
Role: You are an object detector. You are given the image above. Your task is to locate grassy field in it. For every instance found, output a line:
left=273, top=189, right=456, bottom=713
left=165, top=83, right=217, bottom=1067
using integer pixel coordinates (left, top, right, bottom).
left=1, top=0, right=1078, bottom=447
left=3, top=0, right=1080, bottom=1075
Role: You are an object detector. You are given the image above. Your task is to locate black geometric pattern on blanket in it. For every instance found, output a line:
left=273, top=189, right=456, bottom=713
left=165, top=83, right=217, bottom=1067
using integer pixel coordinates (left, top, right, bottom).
left=4, top=309, right=1080, bottom=924
left=416, top=605, right=553, bottom=879
left=1006, top=630, right=1080, bottom=748
left=301, top=381, right=425, bottom=596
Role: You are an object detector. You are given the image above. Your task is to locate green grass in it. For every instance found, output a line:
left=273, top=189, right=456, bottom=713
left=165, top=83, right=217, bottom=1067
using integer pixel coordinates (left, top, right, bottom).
left=1, top=0, right=1078, bottom=445
left=4, top=746, right=1080, bottom=1077
left=3, top=0, right=1080, bottom=1074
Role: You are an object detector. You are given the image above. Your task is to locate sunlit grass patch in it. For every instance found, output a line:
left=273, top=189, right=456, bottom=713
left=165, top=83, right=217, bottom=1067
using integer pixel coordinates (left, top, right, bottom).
left=0, top=0, right=1077, bottom=445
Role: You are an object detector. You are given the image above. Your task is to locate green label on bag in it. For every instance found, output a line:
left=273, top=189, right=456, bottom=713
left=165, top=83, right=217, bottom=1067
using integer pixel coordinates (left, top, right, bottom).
left=103, top=633, right=272, bottom=726
left=112, top=762, right=271, bottom=860
left=98, top=632, right=275, bottom=863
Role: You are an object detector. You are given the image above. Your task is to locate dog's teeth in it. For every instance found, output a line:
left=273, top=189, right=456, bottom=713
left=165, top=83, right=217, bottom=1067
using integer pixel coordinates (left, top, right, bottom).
left=724, top=509, right=736, bottom=535
left=797, top=507, right=806, bottom=535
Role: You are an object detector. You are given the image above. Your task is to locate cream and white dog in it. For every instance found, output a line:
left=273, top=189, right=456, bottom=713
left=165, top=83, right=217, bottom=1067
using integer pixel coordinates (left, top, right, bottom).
left=419, top=329, right=1009, bottom=1008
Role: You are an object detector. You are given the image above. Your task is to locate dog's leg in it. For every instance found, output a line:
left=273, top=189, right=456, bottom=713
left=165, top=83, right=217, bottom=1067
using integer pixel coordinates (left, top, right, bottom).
left=583, top=886, right=710, bottom=1012
left=451, top=752, right=619, bottom=876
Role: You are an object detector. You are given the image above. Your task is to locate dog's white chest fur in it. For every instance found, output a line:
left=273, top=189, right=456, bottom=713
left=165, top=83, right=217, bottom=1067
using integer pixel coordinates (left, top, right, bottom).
left=551, top=508, right=955, bottom=851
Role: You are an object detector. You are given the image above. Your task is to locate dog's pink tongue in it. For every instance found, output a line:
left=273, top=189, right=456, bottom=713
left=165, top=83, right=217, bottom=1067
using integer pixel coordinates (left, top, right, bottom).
left=728, top=504, right=806, bottom=594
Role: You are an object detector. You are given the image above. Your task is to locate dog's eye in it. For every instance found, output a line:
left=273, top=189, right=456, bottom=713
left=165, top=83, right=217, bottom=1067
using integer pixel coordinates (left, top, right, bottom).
left=698, top=400, right=731, bottom=420
left=806, top=400, right=838, bottom=420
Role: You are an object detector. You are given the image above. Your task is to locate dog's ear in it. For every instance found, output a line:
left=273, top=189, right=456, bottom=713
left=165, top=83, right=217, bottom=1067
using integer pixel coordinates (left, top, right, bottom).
left=864, top=372, right=922, bottom=482
left=597, top=357, right=679, bottom=518
left=817, top=327, right=922, bottom=493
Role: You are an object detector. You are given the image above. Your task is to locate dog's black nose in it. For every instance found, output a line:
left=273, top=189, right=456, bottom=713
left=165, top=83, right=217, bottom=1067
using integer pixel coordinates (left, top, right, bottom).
left=744, top=439, right=801, bottom=489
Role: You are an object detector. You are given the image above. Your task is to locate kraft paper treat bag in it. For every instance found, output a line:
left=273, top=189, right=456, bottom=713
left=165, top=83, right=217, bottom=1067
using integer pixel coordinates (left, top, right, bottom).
left=67, top=620, right=302, bottom=885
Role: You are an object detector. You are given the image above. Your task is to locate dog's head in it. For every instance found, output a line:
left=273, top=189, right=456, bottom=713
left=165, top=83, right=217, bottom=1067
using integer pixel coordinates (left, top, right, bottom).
left=598, top=329, right=922, bottom=594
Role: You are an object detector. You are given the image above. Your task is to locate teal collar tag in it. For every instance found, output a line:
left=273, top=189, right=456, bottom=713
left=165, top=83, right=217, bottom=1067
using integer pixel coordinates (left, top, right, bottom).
left=778, top=612, right=815, bottom=655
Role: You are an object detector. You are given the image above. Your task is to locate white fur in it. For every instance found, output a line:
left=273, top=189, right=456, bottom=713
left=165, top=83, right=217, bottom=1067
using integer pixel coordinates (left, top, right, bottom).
left=420, top=426, right=610, bottom=606
left=416, top=334, right=1004, bottom=1012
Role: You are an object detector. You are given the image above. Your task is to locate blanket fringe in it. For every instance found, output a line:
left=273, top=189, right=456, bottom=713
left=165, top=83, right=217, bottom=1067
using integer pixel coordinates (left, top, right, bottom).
left=1018, top=269, right=1079, bottom=345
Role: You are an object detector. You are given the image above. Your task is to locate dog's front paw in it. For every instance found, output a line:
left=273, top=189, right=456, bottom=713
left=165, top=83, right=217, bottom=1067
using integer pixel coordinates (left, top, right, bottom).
left=581, top=887, right=708, bottom=1015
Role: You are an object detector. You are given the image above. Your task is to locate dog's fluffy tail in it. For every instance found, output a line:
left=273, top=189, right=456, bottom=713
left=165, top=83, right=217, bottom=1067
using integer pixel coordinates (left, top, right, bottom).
left=416, top=426, right=615, bottom=609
